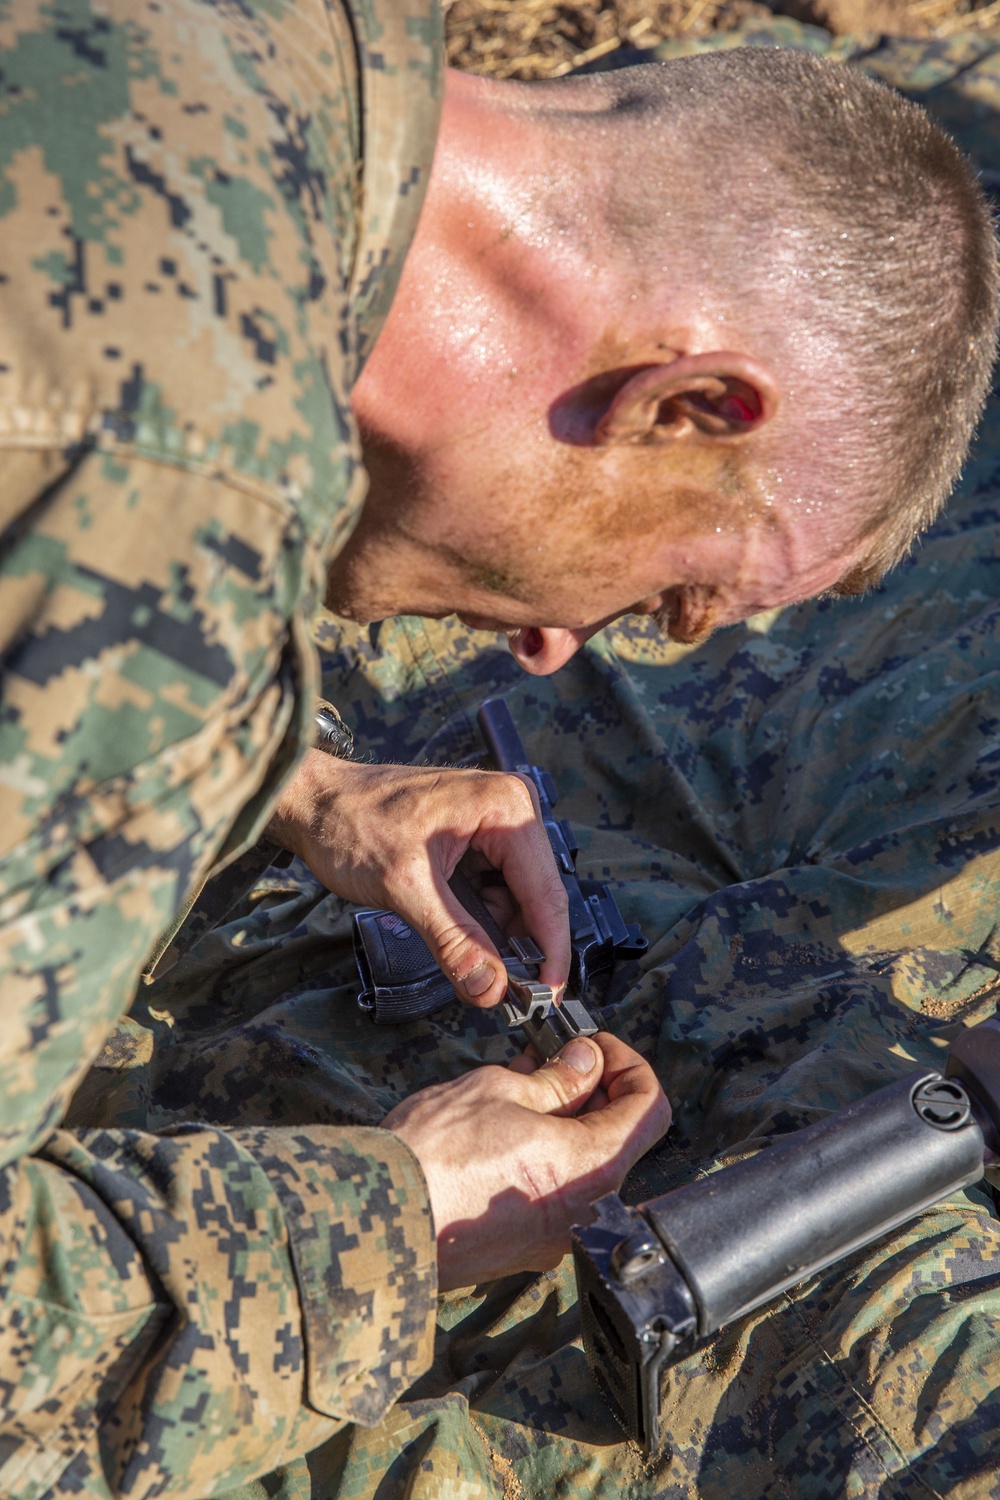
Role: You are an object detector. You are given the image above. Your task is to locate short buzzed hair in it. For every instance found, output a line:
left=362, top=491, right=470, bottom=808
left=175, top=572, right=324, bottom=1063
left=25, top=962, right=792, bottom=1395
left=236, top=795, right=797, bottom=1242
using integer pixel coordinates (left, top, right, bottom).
left=604, top=49, right=999, bottom=581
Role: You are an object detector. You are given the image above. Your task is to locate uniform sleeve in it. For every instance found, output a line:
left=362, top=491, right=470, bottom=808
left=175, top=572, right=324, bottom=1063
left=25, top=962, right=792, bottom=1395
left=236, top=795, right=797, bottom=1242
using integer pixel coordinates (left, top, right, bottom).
left=0, top=0, right=446, bottom=1488
left=0, top=446, right=437, bottom=1497
left=142, top=698, right=356, bottom=984
left=0, top=1123, right=435, bottom=1498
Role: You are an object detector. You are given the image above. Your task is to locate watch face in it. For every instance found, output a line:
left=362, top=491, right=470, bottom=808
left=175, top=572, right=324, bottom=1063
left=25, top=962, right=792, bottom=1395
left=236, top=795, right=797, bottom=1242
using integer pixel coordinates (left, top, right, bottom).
left=315, top=705, right=355, bottom=757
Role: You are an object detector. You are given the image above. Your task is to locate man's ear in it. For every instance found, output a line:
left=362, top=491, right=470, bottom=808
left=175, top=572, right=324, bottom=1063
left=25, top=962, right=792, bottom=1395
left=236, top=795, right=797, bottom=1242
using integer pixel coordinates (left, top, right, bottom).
left=595, top=352, right=779, bottom=447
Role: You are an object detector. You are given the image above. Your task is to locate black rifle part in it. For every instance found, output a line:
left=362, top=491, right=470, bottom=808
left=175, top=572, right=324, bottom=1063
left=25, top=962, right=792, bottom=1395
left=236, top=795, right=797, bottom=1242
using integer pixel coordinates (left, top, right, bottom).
left=446, top=865, right=600, bottom=1059
left=573, top=1063, right=989, bottom=1454
left=338, top=697, right=996, bottom=1452
left=478, top=698, right=648, bottom=996
left=945, top=1014, right=1000, bottom=1154
left=354, top=864, right=600, bottom=1061
left=352, top=696, right=646, bottom=1057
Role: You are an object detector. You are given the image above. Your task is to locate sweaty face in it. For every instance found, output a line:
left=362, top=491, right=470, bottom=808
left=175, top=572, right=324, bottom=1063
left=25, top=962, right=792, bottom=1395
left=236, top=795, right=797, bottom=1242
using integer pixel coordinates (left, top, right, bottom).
left=339, top=231, right=870, bottom=675
left=327, top=425, right=866, bottom=675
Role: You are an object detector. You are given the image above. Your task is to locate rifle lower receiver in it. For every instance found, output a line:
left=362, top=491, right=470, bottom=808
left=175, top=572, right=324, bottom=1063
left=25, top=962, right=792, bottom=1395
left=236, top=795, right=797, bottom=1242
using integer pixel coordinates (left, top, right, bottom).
left=354, top=859, right=600, bottom=1058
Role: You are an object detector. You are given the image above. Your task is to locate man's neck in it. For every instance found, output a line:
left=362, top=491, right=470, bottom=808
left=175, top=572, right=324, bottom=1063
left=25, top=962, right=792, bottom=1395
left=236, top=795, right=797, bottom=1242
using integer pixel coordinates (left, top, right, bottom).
left=351, top=69, right=630, bottom=454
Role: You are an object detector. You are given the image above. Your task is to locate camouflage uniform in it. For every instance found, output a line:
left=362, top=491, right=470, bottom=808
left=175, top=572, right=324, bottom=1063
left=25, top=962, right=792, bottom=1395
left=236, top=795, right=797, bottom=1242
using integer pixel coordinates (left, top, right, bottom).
left=9, top=10, right=1000, bottom=1498
left=123, top=21, right=1000, bottom=1500
left=0, top=2, right=444, bottom=1494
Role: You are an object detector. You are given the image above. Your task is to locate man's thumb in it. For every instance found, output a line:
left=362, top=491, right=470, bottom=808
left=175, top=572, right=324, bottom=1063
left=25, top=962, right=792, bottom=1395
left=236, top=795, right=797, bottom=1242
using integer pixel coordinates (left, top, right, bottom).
left=518, top=1037, right=604, bottom=1116
left=415, top=881, right=509, bottom=1007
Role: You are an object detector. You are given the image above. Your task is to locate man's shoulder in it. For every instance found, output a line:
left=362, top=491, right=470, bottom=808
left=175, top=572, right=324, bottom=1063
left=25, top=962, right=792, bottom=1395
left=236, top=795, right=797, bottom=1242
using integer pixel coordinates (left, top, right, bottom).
left=0, top=0, right=441, bottom=533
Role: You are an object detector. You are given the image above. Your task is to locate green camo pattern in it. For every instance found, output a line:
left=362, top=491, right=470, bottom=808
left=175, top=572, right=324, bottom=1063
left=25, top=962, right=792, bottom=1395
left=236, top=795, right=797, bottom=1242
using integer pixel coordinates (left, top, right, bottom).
left=145, top=454, right=1000, bottom=1500
left=0, top=1, right=441, bottom=1494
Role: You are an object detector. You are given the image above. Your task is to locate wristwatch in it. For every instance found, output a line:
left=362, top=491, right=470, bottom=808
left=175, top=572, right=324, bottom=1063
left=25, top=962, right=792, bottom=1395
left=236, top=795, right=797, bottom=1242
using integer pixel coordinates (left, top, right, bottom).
left=313, top=701, right=356, bottom=760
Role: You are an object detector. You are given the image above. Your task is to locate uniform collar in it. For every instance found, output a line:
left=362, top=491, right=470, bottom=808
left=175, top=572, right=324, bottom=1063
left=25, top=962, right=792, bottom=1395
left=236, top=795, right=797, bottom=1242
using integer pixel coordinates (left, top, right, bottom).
left=346, top=0, right=444, bottom=372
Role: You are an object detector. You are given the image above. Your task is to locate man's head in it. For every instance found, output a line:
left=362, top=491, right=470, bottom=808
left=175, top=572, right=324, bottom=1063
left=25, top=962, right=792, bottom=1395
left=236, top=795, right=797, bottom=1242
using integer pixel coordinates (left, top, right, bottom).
left=332, top=48, right=998, bottom=674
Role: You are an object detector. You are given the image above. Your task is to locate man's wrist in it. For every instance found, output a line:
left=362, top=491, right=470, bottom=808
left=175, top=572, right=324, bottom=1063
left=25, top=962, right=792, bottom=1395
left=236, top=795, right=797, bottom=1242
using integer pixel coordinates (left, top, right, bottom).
left=264, top=747, right=354, bottom=859
left=262, top=701, right=357, bottom=859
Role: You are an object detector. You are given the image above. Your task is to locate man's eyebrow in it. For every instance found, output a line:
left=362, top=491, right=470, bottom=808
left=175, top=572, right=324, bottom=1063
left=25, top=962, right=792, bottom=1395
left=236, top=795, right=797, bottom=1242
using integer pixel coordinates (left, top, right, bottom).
left=650, top=603, right=676, bottom=638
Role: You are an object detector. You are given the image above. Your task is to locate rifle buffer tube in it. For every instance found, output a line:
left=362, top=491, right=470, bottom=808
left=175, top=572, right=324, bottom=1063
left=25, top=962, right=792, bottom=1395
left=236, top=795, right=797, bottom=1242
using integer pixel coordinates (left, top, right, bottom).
left=573, top=1069, right=985, bottom=1454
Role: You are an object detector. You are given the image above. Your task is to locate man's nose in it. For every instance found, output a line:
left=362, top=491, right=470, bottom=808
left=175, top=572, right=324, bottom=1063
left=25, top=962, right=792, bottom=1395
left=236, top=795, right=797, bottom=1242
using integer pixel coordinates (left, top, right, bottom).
left=507, top=627, right=595, bottom=675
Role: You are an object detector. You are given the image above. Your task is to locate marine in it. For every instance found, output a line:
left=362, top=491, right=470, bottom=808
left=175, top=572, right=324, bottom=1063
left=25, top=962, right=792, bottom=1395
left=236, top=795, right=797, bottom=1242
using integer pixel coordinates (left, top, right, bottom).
left=1, top=1, right=999, bottom=1494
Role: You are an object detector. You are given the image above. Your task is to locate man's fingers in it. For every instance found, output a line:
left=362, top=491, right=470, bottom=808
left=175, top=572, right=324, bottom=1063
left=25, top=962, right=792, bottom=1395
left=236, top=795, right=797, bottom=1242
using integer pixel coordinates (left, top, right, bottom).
left=287, top=755, right=573, bottom=1010
left=504, top=1033, right=670, bottom=1144
left=493, top=786, right=571, bottom=994
left=576, top=1032, right=672, bottom=1167
left=504, top=1035, right=605, bottom=1116
left=580, top=1083, right=610, bottom=1114
left=402, top=870, right=510, bottom=1007
left=387, top=1033, right=670, bottom=1289
left=590, top=1032, right=672, bottom=1115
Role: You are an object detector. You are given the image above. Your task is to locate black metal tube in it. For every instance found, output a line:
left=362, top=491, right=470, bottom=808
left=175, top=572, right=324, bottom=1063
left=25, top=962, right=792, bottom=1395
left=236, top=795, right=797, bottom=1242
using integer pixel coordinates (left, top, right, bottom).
left=642, top=1071, right=985, bottom=1334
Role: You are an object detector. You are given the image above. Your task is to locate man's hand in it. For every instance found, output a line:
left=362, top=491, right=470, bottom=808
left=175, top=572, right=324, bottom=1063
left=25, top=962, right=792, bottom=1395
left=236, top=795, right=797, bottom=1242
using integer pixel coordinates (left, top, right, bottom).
left=383, top=1032, right=671, bottom=1290
left=265, top=750, right=569, bottom=1008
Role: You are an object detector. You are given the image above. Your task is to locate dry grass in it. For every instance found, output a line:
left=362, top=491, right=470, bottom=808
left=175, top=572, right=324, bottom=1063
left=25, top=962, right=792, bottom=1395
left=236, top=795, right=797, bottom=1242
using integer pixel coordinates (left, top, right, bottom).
left=444, top=0, right=1000, bottom=79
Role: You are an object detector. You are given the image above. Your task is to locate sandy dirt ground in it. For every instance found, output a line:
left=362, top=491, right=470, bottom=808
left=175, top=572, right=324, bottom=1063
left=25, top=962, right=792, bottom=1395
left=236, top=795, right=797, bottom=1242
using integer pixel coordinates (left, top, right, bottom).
left=446, top=0, right=1000, bottom=77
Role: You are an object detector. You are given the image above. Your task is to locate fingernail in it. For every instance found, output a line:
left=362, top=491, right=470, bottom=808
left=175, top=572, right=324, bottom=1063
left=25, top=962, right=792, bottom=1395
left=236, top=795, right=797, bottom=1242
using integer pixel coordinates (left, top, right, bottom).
left=558, top=1039, right=597, bottom=1074
left=462, top=962, right=495, bottom=998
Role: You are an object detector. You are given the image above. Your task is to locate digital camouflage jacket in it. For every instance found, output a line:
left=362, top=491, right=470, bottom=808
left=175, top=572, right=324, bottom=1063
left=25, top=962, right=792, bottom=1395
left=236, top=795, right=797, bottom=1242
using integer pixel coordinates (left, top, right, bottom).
left=0, top=2, right=443, bottom=1494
